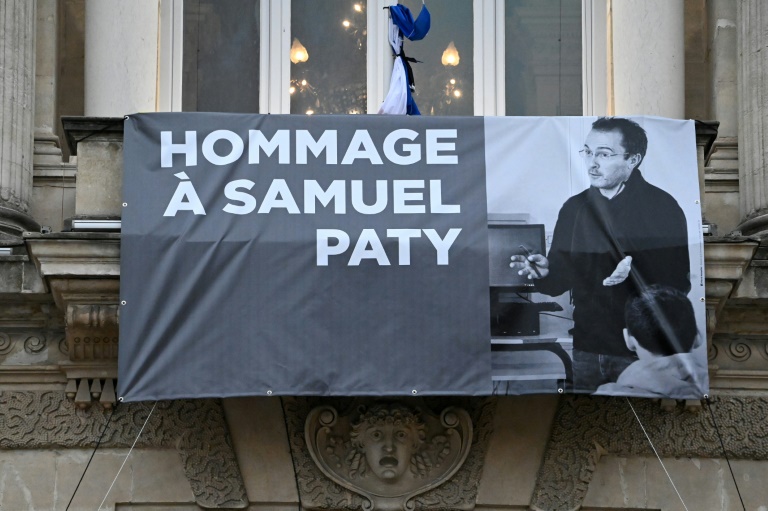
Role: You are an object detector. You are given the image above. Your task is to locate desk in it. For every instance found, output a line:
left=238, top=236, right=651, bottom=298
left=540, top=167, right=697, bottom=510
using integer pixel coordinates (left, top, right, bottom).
left=491, top=338, right=573, bottom=392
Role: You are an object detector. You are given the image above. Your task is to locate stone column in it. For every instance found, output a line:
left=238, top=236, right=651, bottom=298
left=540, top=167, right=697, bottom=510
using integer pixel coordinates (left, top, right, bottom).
left=709, top=1, right=737, bottom=137
left=84, top=0, right=159, bottom=116
left=737, top=1, right=768, bottom=236
left=611, top=0, right=685, bottom=118
left=0, top=0, right=39, bottom=243
left=703, top=0, right=739, bottom=235
left=34, top=0, right=62, bottom=164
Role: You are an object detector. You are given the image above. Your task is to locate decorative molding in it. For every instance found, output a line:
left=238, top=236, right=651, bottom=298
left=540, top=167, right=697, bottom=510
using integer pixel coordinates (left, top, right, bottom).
left=0, top=330, right=63, bottom=359
left=703, top=240, right=758, bottom=354
left=708, top=335, right=768, bottom=390
left=530, top=395, right=768, bottom=511
left=305, top=403, right=473, bottom=511
left=0, top=301, right=61, bottom=331
left=33, top=161, right=77, bottom=186
left=24, top=233, right=121, bottom=381
left=65, top=377, right=117, bottom=408
left=705, top=137, right=739, bottom=194
left=702, top=239, right=768, bottom=389
left=66, top=304, right=119, bottom=360
left=23, top=335, right=46, bottom=353
left=284, top=398, right=496, bottom=511
left=0, top=332, right=12, bottom=355
left=0, top=392, right=248, bottom=509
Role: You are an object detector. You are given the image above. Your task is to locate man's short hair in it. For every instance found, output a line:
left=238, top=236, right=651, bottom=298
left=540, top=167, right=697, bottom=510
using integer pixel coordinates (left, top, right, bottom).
left=624, top=285, right=697, bottom=356
left=592, top=117, right=648, bottom=165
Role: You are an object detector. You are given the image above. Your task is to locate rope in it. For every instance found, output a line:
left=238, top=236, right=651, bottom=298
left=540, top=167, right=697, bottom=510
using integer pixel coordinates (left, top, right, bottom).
left=705, top=396, right=747, bottom=511
left=64, top=406, right=115, bottom=511
left=626, top=398, right=690, bottom=511
left=97, top=401, right=158, bottom=510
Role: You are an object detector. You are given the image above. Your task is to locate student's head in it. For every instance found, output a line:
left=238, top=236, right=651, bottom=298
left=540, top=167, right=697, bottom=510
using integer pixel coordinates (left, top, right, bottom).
left=624, top=286, right=698, bottom=357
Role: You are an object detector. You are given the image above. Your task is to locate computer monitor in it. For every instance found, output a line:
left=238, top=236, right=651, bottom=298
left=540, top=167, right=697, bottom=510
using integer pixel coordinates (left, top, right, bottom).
left=487, top=220, right=547, bottom=336
left=488, top=222, right=546, bottom=292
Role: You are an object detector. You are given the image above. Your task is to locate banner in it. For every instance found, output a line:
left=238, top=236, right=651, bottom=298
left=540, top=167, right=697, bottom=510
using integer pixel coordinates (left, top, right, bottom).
left=120, top=113, right=491, bottom=400
left=119, top=114, right=708, bottom=401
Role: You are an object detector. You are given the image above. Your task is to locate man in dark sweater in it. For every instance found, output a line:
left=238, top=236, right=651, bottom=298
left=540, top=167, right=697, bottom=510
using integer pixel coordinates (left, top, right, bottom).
left=510, top=117, right=691, bottom=392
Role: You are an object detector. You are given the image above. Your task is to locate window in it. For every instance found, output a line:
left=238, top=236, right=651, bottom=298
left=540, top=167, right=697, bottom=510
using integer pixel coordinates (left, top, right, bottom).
left=399, top=0, right=474, bottom=116
left=290, top=0, right=367, bottom=114
left=159, top=0, right=606, bottom=116
left=182, top=0, right=261, bottom=113
left=505, top=0, right=582, bottom=116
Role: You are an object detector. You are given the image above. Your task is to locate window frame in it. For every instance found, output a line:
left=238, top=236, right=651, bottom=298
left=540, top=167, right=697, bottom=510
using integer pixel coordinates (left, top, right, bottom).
left=158, top=0, right=607, bottom=116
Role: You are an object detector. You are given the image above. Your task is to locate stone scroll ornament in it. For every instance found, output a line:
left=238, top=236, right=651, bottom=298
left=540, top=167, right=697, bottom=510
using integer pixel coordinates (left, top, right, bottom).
left=305, top=403, right=472, bottom=511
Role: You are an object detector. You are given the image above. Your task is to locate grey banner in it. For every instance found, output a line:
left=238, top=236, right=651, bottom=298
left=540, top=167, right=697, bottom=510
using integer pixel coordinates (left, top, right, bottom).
left=119, top=113, right=491, bottom=400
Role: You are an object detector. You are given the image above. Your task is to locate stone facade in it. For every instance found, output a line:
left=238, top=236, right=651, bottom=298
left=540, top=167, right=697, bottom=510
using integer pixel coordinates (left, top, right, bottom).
left=1, top=2, right=768, bottom=510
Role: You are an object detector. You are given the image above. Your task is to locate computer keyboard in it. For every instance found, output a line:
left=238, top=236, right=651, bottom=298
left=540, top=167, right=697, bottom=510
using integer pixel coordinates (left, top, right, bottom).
left=529, top=301, right=563, bottom=313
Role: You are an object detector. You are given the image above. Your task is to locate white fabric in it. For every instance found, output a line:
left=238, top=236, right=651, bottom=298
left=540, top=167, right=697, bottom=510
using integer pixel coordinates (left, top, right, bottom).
left=378, top=57, right=408, bottom=115
left=388, top=14, right=402, bottom=54
left=377, top=15, right=407, bottom=115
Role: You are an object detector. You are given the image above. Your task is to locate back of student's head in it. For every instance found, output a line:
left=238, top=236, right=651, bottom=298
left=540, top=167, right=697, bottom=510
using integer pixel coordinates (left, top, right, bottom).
left=625, top=286, right=697, bottom=356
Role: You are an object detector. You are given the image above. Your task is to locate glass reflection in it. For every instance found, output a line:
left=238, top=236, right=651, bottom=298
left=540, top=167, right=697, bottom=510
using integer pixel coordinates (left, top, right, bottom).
left=291, top=0, right=367, bottom=114
left=183, top=0, right=260, bottom=113
left=505, top=0, right=582, bottom=116
left=398, top=0, right=473, bottom=116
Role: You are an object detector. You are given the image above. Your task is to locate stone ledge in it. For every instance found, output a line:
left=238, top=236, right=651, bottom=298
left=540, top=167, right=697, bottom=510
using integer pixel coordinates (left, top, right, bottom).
left=61, top=116, right=124, bottom=156
left=710, top=370, right=768, bottom=392
left=22, top=233, right=121, bottom=384
left=0, top=255, right=47, bottom=295
left=24, top=232, right=120, bottom=290
left=0, top=365, right=67, bottom=385
left=33, top=162, right=77, bottom=184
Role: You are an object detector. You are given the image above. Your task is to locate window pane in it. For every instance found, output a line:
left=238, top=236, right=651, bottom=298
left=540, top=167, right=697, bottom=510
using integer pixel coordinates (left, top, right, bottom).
left=399, top=0, right=473, bottom=116
left=505, top=0, right=582, bottom=116
left=291, top=1, right=367, bottom=115
left=182, top=0, right=260, bottom=113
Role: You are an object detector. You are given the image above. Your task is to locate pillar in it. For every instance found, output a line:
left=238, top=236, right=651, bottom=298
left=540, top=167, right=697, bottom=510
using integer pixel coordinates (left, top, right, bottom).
left=703, top=0, right=739, bottom=235
left=34, top=0, right=63, bottom=164
left=84, top=0, right=159, bottom=117
left=611, top=0, right=685, bottom=118
left=709, top=0, right=737, bottom=137
left=737, top=1, right=768, bottom=236
left=0, top=0, right=39, bottom=243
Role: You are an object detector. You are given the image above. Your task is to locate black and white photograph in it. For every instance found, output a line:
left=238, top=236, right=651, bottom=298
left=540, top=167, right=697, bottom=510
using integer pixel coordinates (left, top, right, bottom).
left=485, top=115, right=707, bottom=398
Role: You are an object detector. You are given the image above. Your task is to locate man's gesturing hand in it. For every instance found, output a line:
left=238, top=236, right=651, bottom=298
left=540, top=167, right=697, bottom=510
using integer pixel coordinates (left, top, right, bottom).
left=510, top=254, right=550, bottom=280
left=603, top=255, right=632, bottom=286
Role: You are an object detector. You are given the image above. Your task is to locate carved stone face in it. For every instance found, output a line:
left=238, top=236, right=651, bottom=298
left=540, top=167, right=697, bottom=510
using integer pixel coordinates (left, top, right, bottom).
left=360, top=422, right=415, bottom=482
left=304, top=402, right=474, bottom=510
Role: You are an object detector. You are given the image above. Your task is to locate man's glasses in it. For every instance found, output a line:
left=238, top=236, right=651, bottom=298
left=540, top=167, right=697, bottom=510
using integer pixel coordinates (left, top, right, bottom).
left=579, top=149, right=629, bottom=161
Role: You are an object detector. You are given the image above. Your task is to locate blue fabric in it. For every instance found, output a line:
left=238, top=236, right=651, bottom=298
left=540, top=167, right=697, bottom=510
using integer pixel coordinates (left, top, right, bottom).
left=389, top=4, right=431, bottom=41
left=388, top=4, right=430, bottom=115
